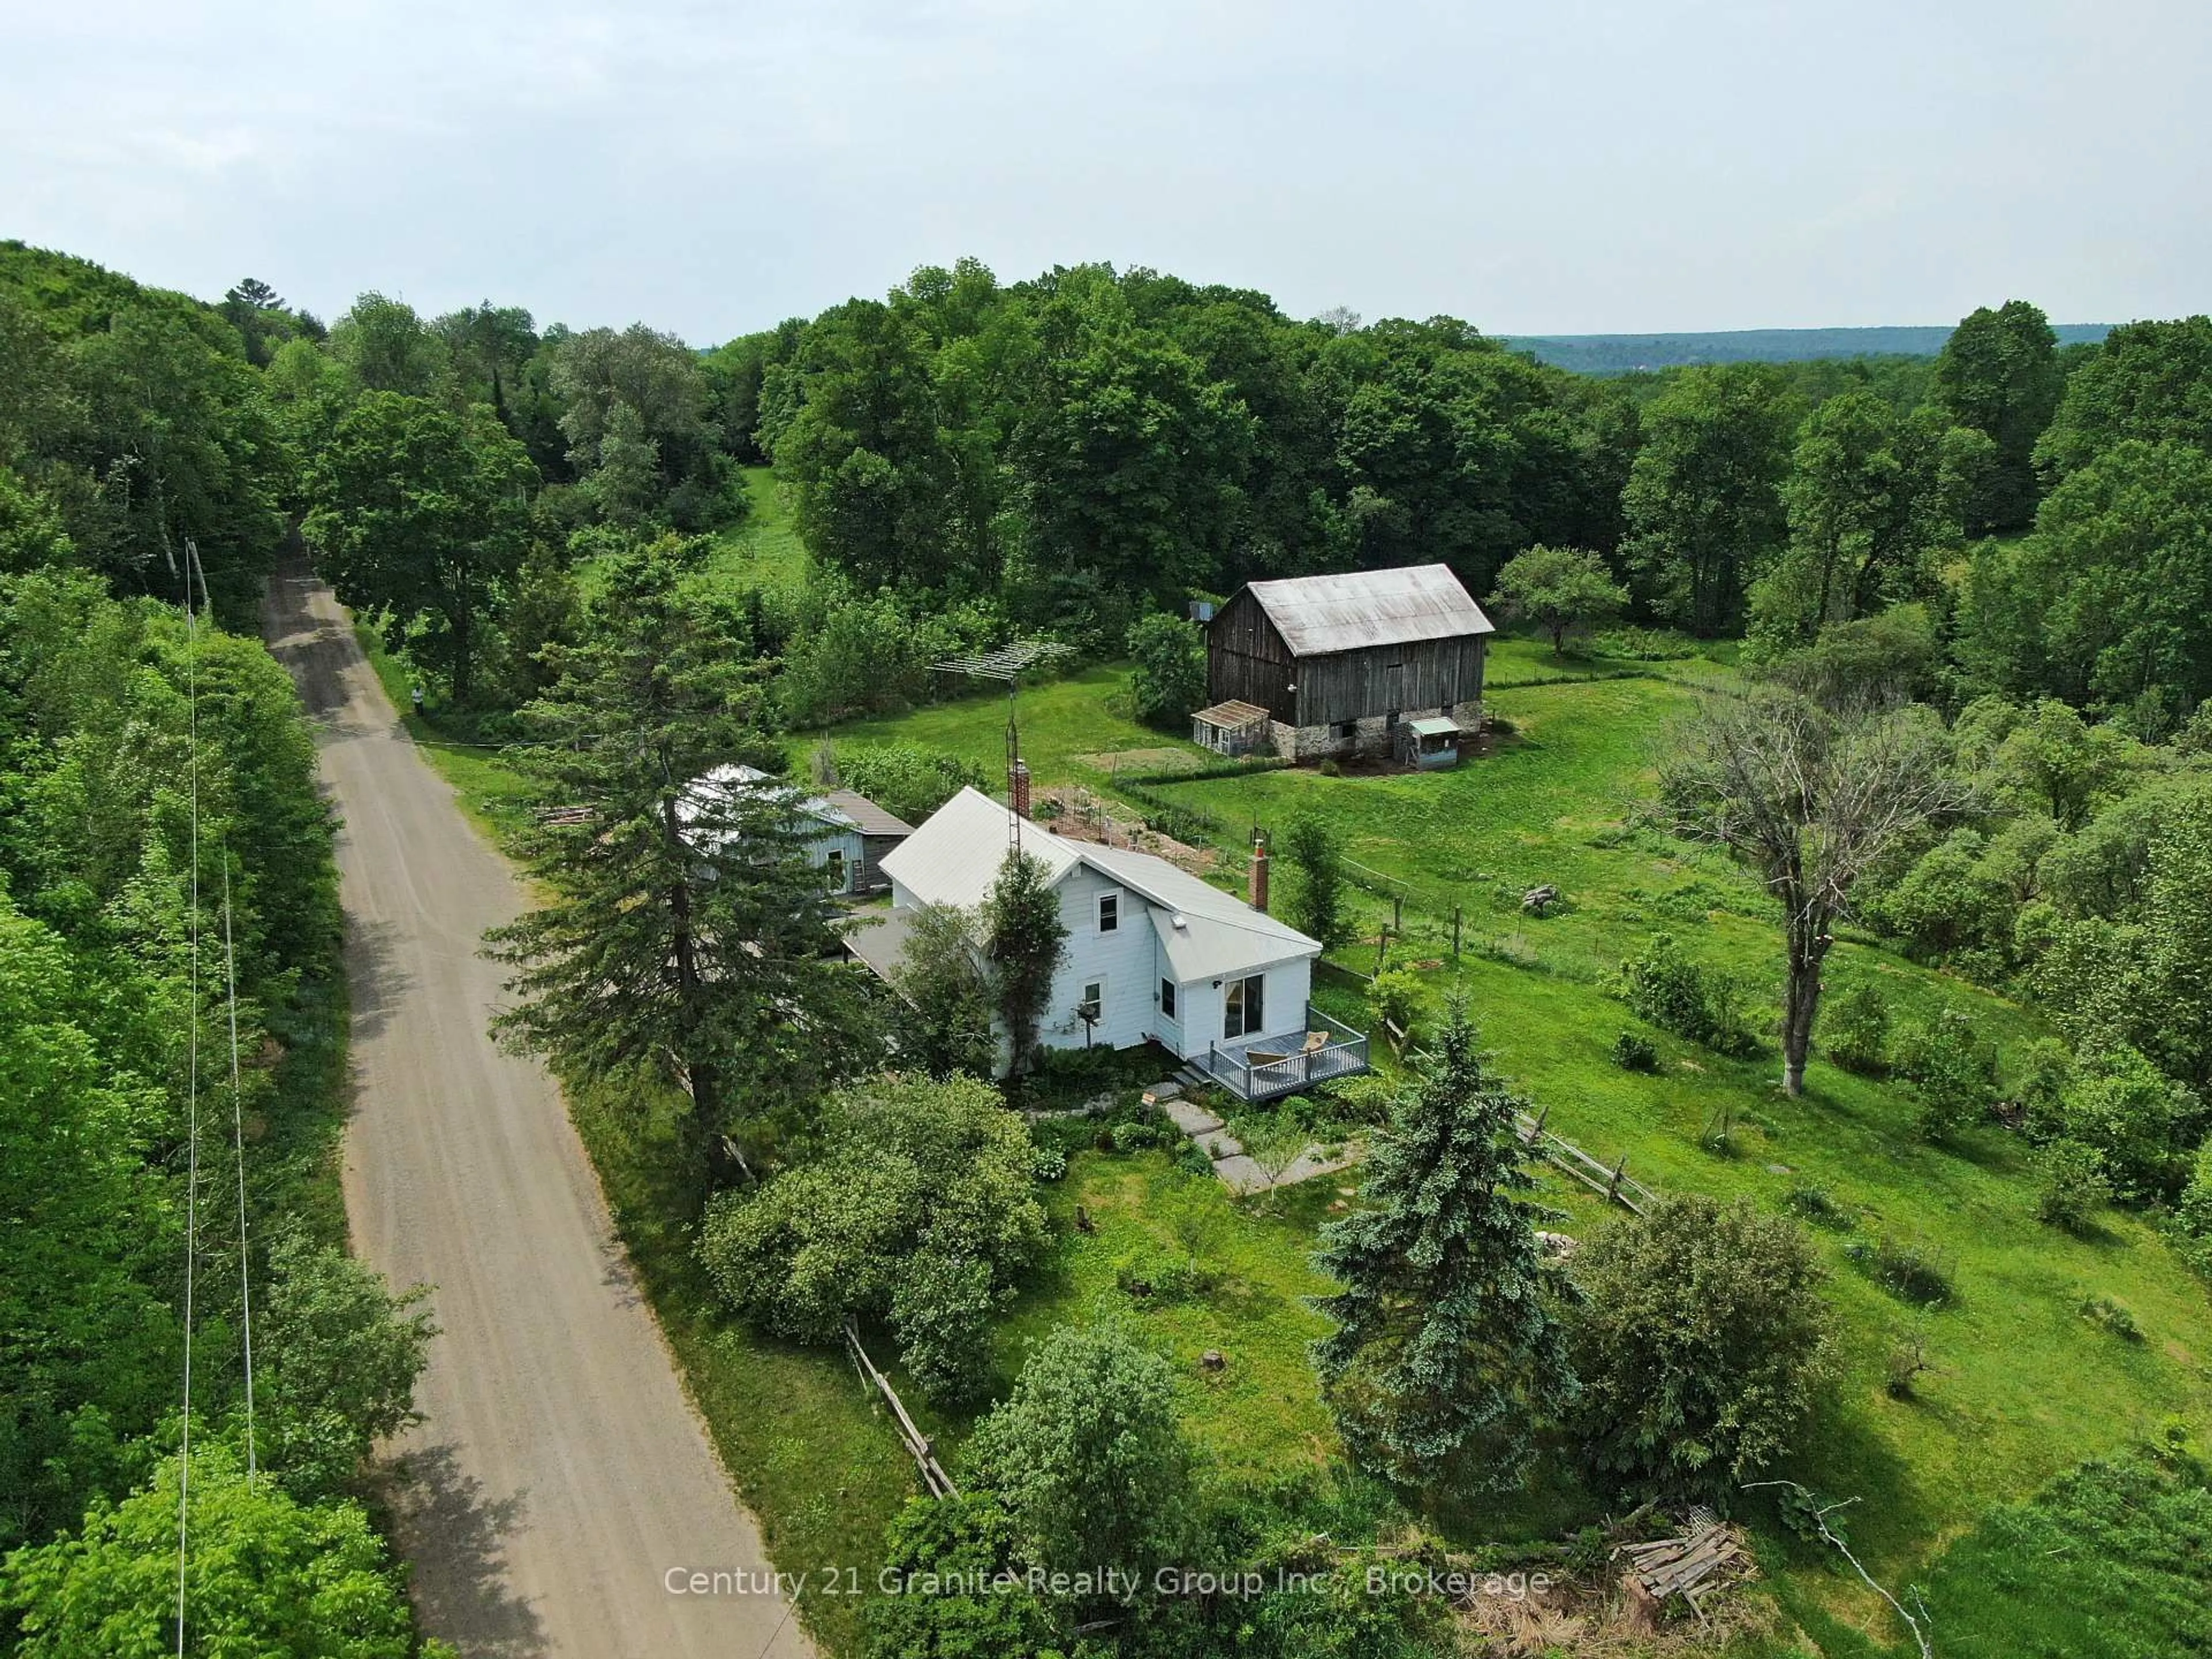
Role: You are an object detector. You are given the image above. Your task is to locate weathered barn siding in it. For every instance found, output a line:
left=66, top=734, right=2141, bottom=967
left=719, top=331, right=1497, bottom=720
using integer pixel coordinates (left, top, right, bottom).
left=1206, top=589, right=1297, bottom=721
left=1290, top=635, right=1487, bottom=728
left=1206, top=565, right=1493, bottom=738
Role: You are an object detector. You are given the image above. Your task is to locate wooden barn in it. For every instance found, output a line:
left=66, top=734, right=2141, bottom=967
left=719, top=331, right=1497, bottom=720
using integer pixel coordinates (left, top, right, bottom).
left=1195, top=563, right=1494, bottom=763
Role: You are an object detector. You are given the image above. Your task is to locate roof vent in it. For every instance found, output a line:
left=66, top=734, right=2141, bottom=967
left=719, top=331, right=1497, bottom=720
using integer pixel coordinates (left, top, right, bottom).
left=1171, top=914, right=1189, bottom=931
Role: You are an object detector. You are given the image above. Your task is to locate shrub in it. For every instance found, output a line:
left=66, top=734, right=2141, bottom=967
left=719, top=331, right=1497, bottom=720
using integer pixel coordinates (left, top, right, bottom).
left=889, top=902, right=995, bottom=1080
left=1570, top=1195, right=1838, bottom=1499
left=697, top=1074, right=1047, bottom=1403
left=1885, top=1327, right=1934, bottom=1400
left=1891, top=1009, right=1998, bottom=1141
left=889, top=1249, right=1001, bottom=1404
left=832, top=742, right=989, bottom=827
left=865, top=1492, right=1063, bottom=1658
left=1618, top=934, right=1759, bottom=1057
left=1125, top=611, right=1206, bottom=727
left=1849, top=1236, right=1955, bottom=1306
left=1783, top=1184, right=1850, bottom=1229
left=1369, top=964, right=1422, bottom=1039
left=1112, top=1242, right=1207, bottom=1302
left=967, top=1322, right=1192, bottom=1582
left=2043, top=1043, right=2196, bottom=1201
left=1609, top=1029, right=1660, bottom=1072
left=1283, top=815, right=1352, bottom=949
left=2079, top=1294, right=2144, bottom=1342
left=1820, top=982, right=1891, bottom=1075
left=2177, top=1139, right=2212, bottom=1240
left=2033, top=1139, right=2112, bottom=1233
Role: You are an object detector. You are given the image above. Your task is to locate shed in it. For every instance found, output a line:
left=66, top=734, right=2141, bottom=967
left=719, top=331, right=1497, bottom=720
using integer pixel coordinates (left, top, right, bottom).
left=1191, top=698, right=1272, bottom=757
left=1205, top=563, right=1494, bottom=762
left=1397, top=714, right=1462, bottom=770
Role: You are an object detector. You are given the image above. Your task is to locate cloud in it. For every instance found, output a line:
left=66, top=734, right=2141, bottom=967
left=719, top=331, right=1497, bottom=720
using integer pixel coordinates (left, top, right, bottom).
left=3, top=0, right=2208, bottom=337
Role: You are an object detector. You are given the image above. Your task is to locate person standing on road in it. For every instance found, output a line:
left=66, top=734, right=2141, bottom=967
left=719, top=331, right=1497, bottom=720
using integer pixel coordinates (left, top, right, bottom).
left=411, top=682, right=425, bottom=718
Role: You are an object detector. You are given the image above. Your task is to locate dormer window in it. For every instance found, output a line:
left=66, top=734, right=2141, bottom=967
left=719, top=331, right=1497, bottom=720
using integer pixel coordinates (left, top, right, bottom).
left=1097, top=892, right=1119, bottom=934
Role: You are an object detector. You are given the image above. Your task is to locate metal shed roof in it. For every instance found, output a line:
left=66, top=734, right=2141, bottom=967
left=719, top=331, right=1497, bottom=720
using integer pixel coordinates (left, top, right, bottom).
left=821, top=789, right=914, bottom=838
left=1406, top=715, right=1461, bottom=737
left=1238, top=563, right=1495, bottom=657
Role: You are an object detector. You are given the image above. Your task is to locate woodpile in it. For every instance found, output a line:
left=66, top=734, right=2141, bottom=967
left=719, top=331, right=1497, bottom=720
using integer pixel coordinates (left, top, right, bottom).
left=1616, top=1520, right=1751, bottom=1631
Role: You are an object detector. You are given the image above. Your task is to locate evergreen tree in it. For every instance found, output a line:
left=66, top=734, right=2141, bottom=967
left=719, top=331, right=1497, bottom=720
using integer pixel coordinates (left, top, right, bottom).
left=1309, top=1004, right=1577, bottom=1493
left=983, top=848, right=1067, bottom=1077
left=486, top=535, right=869, bottom=1169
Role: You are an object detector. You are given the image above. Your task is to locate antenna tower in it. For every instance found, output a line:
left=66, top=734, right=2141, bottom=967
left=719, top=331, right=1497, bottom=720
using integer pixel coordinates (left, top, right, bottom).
left=928, top=642, right=1074, bottom=851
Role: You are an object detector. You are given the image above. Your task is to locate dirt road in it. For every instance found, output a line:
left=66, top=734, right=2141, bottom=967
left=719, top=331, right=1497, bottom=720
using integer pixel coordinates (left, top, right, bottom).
left=265, top=568, right=810, bottom=1658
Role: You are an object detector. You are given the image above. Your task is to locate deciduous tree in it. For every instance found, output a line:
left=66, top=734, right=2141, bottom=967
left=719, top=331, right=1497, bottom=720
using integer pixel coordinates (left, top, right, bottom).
left=304, top=391, right=535, bottom=701
left=1488, top=543, right=1627, bottom=654
left=1662, top=685, right=1969, bottom=1095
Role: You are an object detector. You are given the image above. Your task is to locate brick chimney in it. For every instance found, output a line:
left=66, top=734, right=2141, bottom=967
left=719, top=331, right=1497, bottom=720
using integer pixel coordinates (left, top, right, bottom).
left=1010, top=759, right=1032, bottom=820
left=1248, top=831, right=1270, bottom=913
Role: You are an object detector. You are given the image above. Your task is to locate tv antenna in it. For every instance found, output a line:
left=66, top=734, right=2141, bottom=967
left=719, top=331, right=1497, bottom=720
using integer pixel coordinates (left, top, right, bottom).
left=929, top=641, right=1074, bottom=851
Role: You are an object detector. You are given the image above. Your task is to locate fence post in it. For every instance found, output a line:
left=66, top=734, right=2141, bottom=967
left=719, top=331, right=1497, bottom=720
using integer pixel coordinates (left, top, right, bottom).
left=1452, top=904, right=1462, bottom=961
left=1393, top=893, right=1404, bottom=933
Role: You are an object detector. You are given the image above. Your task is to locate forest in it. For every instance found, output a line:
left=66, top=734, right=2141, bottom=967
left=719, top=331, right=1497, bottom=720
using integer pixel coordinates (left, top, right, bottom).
left=4, top=231, right=2212, bottom=1657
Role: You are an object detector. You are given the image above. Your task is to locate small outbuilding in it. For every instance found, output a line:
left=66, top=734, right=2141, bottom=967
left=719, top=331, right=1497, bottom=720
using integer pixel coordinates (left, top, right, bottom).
left=1205, top=563, right=1494, bottom=763
left=691, top=765, right=912, bottom=896
left=1397, top=714, right=1464, bottom=770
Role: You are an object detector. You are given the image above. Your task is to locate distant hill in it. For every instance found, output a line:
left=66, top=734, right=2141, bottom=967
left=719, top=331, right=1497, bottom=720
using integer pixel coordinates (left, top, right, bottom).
left=1504, top=323, right=2113, bottom=376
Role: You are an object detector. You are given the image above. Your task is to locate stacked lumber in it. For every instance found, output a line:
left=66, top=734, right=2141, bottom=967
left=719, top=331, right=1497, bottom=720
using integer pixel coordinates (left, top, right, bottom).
left=1617, top=1522, right=1749, bottom=1628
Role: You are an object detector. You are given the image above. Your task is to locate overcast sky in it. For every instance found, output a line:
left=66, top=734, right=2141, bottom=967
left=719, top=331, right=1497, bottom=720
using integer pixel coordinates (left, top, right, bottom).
left=5, top=0, right=2206, bottom=343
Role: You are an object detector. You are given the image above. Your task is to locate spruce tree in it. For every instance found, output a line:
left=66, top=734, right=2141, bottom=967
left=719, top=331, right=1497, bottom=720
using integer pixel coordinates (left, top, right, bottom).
left=1310, top=1003, right=1577, bottom=1492
left=486, top=535, right=870, bottom=1172
left=983, top=848, right=1067, bottom=1077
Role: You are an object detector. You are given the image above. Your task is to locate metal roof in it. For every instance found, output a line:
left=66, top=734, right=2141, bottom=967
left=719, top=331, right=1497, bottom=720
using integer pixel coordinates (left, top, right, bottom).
left=1238, top=563, right=1495, bottom=657
left=821, top=789, right=914, bottom=838
left=879, top=788, right=1082, bottom=908
left=881, top=788, right=1319, bottom=980
left=844, top=904, right=920, bottom=986
left=1406, top=715, right=1461, bottom=737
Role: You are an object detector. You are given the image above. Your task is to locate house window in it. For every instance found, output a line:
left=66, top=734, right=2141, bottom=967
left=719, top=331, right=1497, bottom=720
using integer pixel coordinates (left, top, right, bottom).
left=1078, top=980, right=1105, bottom=1022
left=1160, top=978, right=1176, bottom=1019
left=1224, top=973, right=1266, bottom=1040
left=1097, top=892, right=1119, bottom=934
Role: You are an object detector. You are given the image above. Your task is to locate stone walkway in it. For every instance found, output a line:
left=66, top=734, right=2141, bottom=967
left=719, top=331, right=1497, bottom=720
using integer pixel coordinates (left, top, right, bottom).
left=1158, top=1091, right=1361, bottom=1196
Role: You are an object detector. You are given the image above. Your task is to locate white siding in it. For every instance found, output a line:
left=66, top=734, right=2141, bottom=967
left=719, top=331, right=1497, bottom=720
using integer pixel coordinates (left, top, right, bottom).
left=1041, top=866, right=1156, bottom=1052
left=800, top=824, right=868, bottom=894
left=1163, top=954, right=1315, bottom=1063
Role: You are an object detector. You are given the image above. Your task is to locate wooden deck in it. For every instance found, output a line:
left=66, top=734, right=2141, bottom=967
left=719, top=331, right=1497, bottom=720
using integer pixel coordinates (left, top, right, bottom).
left=1194, top=1004, right=1370, bottom=1101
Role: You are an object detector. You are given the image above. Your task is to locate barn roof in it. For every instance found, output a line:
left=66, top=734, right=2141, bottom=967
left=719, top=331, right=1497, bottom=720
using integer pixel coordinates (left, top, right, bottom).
left=1238, top=563, right=1495, bottom=657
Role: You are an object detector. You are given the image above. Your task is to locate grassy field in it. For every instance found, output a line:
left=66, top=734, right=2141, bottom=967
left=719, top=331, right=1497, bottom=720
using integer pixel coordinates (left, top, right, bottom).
left=838, top=640, right=2212, bottom=1650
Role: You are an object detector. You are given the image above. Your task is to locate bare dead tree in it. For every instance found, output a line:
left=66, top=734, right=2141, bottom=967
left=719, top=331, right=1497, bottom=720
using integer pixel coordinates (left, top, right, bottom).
left=1662, top=686, right=1970, bottom=1096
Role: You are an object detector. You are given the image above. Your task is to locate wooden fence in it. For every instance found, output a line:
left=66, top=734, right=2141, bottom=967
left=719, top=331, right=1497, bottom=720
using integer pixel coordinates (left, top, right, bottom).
left=843, top=1320, right=957, bottom=1498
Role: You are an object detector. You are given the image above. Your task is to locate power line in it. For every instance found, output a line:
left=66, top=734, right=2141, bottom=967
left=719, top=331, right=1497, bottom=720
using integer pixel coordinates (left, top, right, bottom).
left=200, top=546, right=256, bottom=1484
left=172, top=538, right=202, bottom=1659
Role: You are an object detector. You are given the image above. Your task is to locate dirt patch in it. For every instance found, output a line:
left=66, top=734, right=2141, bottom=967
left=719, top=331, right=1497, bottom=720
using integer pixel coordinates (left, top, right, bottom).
left=1037, top=785, right=1218, bottom=876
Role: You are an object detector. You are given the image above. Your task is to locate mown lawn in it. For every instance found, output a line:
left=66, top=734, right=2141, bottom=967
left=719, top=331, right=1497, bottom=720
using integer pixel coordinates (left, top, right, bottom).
left=839, top=647, right=2212, bottom=1651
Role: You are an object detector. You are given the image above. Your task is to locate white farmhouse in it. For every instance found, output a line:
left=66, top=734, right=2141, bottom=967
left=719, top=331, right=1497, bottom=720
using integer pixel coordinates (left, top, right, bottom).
left=850, top=787, right=1370, bottom=1100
